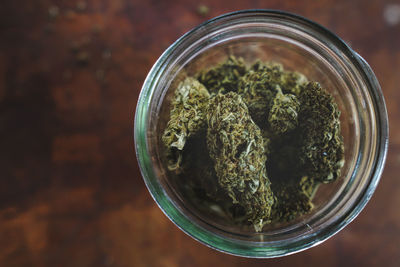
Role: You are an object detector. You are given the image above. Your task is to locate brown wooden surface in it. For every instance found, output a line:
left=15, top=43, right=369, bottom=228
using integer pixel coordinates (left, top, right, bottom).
left=1, top=0, right=399, bottom=266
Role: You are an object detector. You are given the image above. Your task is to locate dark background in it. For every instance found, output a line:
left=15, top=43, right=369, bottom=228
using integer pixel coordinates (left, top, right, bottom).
left=1, top=0, right=399, bottom=266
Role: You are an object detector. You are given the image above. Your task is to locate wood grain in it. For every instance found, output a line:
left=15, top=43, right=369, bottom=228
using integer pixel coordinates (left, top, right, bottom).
left=1, top=0, right=399, bottom=266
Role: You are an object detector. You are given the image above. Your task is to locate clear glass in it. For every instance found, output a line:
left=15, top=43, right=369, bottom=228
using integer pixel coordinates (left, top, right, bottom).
left=134, top=10, right=388, bottom=257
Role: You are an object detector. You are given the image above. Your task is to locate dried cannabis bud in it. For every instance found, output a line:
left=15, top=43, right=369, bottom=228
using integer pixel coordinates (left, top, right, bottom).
left=238, top=61, right=286, bottom=126
left=162, top=77, right=210, bottom=171
left=280, top=71, right=308, bottom=96
left=250, top=60, right=308, bottom=95
left=268, top=87, right=300, bottom=134
left=206, top=92, right=275, bottom=231
left=298, top=82, right=344, bottom=183
left=270, top=176, right=317, bottom=222
left=162, top=77, right=210, bottom=150
left=198, top=55, right=247, bottom=95
left=161, top=56, right=344, bottom=231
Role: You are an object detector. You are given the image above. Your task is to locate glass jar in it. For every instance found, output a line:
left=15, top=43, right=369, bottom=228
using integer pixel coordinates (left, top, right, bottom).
left=134, top=10, right=388, bottom=257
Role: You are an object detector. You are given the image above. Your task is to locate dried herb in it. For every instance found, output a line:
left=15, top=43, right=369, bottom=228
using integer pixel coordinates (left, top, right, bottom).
left=162, top=77, right=210, bottom=150
left=268, top=87, right=300, bottom=135
left=238, top=61, right=288, bottom=127
left=280, top=71, right=308, bottom=95
left=297, top=82, right=344, bottom=183
left=270, top=176, right=317, bottom=222
left=162, top=77, right=210, bottom=171
left=206, top=92, right=275, bottom=230
left=198, top=55, right=247, bottom=95
left=162, top=56, right=344, bottom=230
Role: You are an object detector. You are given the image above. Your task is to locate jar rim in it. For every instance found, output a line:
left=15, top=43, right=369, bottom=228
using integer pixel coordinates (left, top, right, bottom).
left=134, top=9, right=389, bottom=258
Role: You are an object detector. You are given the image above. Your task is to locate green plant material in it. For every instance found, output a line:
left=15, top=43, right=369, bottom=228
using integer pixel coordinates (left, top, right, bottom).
left=162, top=77, right=210, bottom=150
left=266, top=131, right=315, bottom=222
left=280, top=71, right=308, bottom=96
left=206, top=92, right=275, bottom=231
left=161, top=56, right=345, bottom=231
left=162, top=77, right=210, bottom=171
left=270, top=176, right=318, bottom=222
left=268, top=87, right=300, bottom=134
left=198, top=56, right=247, bottom=95
left=298, top=82, right=344, bottom=183
left=238, top=61, right=287, bottom=126
left=299, top=175, right=319, bottom=199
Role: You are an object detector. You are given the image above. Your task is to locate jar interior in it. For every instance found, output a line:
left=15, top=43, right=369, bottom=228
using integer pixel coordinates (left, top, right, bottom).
left=151, top=34, right=360, bottom=239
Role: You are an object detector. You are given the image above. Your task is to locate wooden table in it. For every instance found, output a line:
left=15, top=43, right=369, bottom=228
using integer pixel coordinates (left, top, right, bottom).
left=1, top=0, right=399, bottom=266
